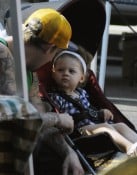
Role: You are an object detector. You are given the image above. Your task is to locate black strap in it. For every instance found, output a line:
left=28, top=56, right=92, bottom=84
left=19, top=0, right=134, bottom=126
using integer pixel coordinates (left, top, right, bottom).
left=59, top=92, right=86, bottom=113
left=57, top=92, right=102, bottom=124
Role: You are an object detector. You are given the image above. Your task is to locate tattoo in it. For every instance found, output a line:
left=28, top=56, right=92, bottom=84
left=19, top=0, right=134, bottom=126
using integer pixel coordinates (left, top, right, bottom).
left=0, top=43, right=16, bottom=95
left=29, top=72, right=46, bottom=112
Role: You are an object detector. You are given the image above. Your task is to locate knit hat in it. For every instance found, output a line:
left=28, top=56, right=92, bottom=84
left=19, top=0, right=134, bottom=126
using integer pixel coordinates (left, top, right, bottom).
left=24, top=8, right=72, bottom=49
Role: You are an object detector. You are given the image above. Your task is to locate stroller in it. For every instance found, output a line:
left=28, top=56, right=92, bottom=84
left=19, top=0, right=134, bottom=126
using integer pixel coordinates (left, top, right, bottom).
left=34, top=0, right=136, bottom=174
left=36, top=64, right=136, bottom=174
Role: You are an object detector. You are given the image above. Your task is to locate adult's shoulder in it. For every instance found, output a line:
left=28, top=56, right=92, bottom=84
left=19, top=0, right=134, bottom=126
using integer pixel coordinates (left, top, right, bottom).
left=0, top=40, right=16, bottom=95
left=0, top=41, right=13, bottom=59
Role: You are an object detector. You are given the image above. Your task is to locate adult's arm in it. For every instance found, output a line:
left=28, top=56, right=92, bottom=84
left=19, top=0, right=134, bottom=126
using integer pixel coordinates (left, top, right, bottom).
left=0, top=42, right=16, bottom=95
left=40, top=127, right=85, bottom=175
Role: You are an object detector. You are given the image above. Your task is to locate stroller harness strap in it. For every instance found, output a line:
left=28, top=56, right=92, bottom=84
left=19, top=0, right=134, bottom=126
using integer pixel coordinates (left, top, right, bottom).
left=55, top=91, right=102, bottom=125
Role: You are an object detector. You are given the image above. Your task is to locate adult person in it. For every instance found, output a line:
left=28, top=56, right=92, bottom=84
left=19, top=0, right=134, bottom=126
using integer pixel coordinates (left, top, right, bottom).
left=0, top=8, right=84, bottom=175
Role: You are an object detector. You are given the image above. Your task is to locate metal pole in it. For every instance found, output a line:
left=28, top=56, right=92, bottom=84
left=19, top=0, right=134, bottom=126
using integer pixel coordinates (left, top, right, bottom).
left=98, top=1, right=112, bottom=91
left=10, top=0, right=28, bottom=100
left=91, top=52, right=98, bottom=77
left=10, top=1, right=34, bottom=175
left=65, top=135, right=96, bottom=175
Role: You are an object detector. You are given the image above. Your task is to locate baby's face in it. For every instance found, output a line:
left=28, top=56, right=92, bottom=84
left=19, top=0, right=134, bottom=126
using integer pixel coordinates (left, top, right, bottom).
left=52, top=57, right=85, bottom=93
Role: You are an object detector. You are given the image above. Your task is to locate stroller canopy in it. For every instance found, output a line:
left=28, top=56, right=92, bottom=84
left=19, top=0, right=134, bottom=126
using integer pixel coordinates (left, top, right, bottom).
left=58, top=0, right=106, bottom=56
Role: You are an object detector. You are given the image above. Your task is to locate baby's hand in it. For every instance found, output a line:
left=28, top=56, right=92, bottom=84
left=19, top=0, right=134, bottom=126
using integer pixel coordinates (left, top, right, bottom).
left=101, top=109, right=114, bottom=122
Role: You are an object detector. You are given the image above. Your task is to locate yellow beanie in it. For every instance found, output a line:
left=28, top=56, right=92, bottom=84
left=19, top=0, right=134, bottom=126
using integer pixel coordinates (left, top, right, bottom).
left=24, top=8, right=72, bottom=49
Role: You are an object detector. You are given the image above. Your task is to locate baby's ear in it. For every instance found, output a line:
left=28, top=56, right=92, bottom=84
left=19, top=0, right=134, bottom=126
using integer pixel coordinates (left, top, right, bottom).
left=52, top=65, right=55, bottom=73
left=79, top=74, right=85, bottom=83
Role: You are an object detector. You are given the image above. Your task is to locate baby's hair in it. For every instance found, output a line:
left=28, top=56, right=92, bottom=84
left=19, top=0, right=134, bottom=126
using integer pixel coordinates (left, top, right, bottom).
left=68, top=42, right=93, bottom=69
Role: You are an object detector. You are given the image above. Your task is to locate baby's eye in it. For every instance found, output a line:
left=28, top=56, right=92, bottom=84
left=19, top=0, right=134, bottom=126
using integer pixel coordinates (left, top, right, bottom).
left=69, top=69, right=76, bottom=74
left=57, top=68, right=64, bottom=72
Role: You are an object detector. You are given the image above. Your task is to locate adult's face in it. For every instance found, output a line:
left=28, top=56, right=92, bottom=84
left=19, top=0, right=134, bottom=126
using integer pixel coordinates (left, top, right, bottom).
left=25, top=43, right=61, bottom=71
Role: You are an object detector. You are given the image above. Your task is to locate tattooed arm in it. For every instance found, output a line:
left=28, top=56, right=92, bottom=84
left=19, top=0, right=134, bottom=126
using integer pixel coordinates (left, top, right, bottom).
left=0, top=43, right=16, bottom=95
